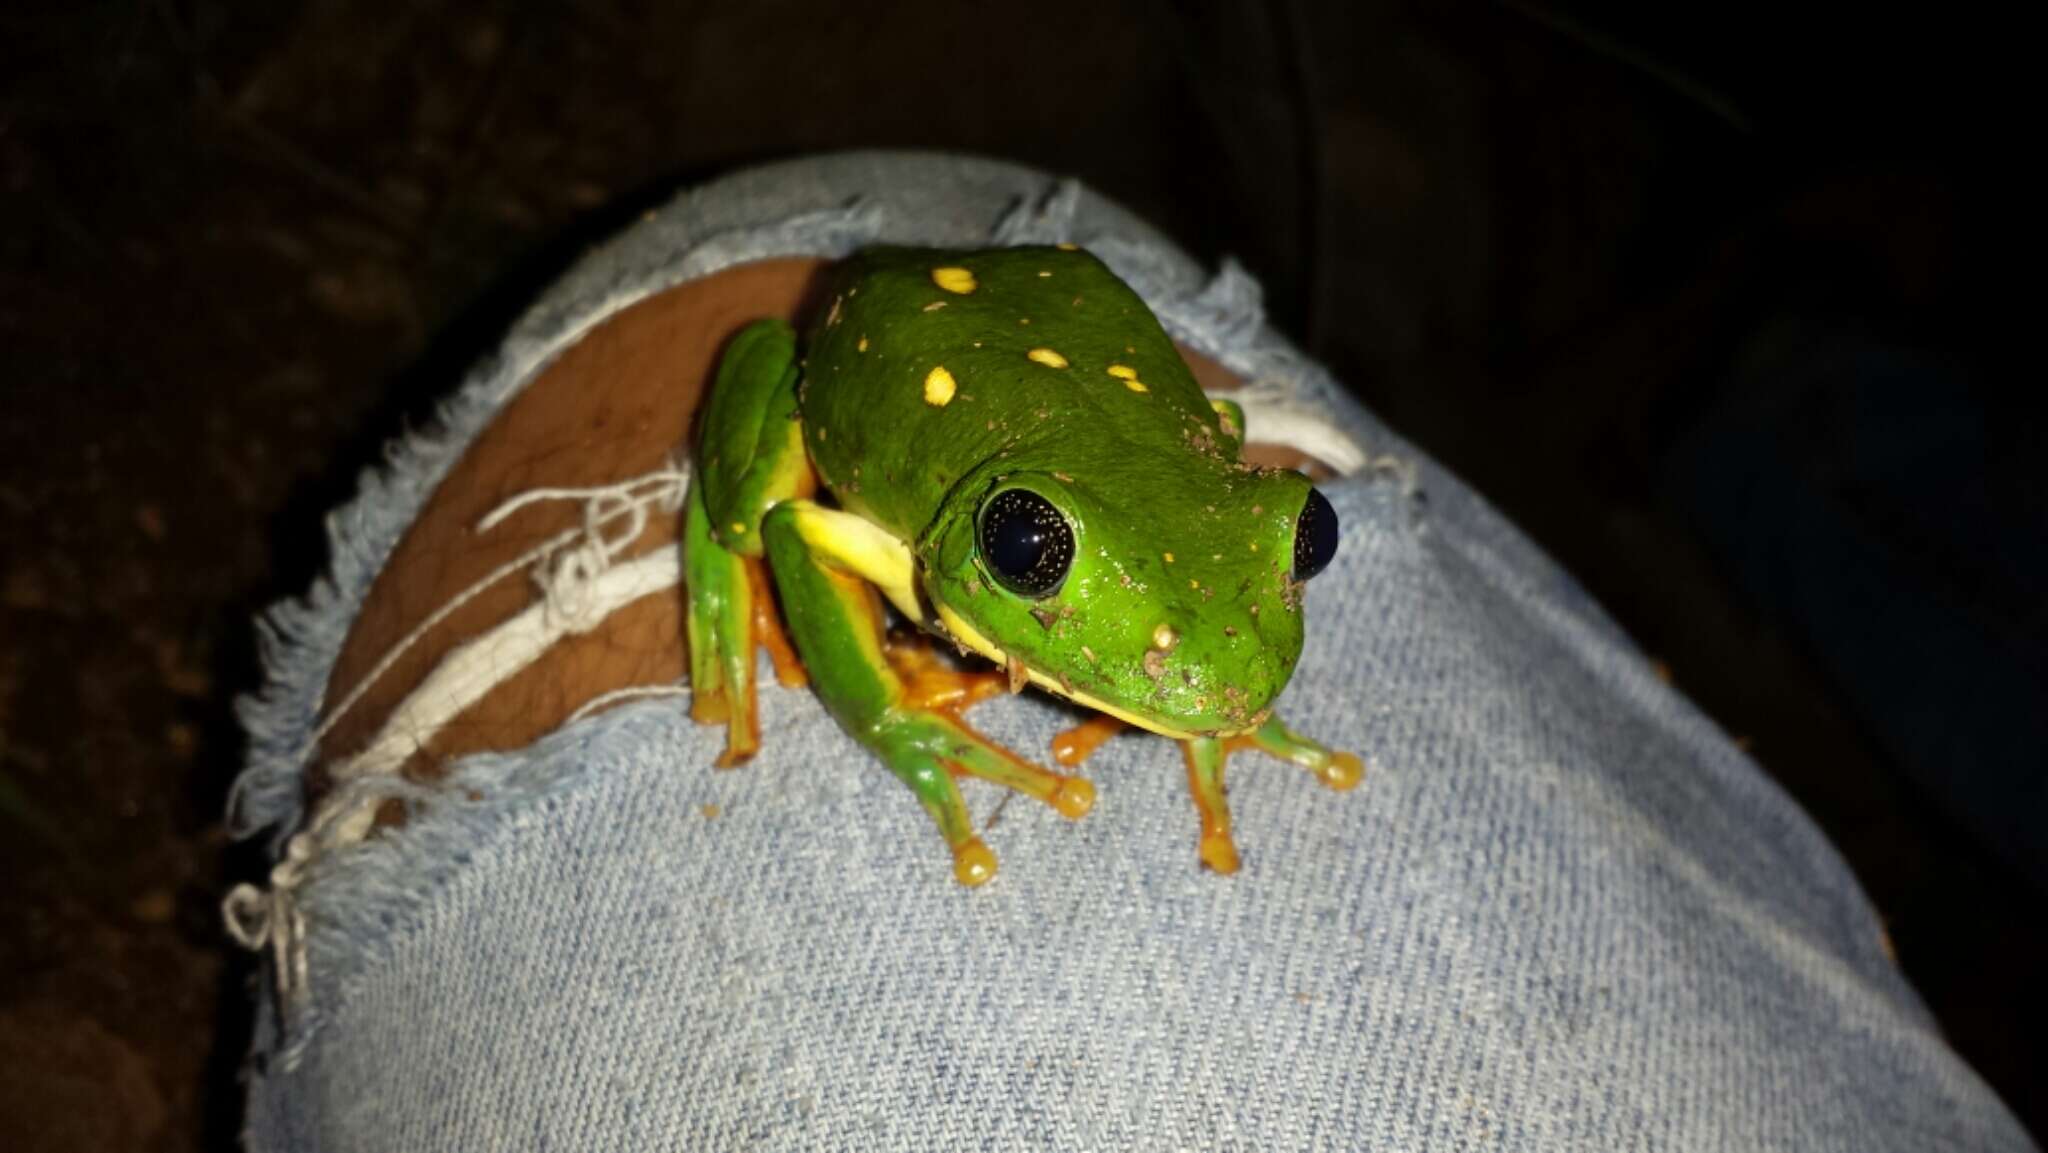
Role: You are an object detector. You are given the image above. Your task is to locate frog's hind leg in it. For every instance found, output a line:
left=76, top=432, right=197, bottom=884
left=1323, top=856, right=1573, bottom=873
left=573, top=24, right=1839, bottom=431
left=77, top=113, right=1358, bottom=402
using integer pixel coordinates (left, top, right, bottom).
left=684, top=488, right=806, bottom=764
left=685, top=319, right=814, bottom=766
left=760, top=500, right=1095, bottom=886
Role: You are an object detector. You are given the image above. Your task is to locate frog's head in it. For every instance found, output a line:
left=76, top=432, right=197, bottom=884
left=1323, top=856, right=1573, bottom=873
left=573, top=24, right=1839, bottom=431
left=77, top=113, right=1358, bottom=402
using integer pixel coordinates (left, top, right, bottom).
left=917, top=461, right=1339, bottom=738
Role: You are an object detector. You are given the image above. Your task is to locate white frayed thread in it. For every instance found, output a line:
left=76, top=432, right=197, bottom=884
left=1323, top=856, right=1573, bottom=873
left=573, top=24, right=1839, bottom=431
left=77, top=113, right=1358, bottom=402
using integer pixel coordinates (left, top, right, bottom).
left=1215, top=378, right=1370, bottom=477
left=223, top=837, right=311, bottom=1000
left=221, top=774, right=434, bottom=1007
left=329, top=549, right=681, bottom=784
left=222, top=461, right=693, bottom=1011
left=311, top=464, right=690, bottom=751
left=482, top=467, right=684, bottom=635
left=565, top=682, right=693, bottom=726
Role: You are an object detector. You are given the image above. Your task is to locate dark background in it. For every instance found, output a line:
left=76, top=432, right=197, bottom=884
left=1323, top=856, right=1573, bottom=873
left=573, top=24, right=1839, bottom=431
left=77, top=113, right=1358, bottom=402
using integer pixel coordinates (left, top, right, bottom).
left=2, top=2, right=2038, bottom=1148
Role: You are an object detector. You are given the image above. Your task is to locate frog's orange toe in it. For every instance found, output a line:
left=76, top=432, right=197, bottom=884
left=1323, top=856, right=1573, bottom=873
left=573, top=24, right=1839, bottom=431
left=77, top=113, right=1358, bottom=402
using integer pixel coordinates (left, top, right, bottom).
left=1198, top=831, right=1241, bottom=875
left=1051, top=776, right=1097, bottom=819
left=689, top=692, right=730, bottom=726
left=952, top=838, right=999, bottom=887
left=1051, top=714, right=1125, bottom=767
left=1319, top=751, right=1365, bottom=791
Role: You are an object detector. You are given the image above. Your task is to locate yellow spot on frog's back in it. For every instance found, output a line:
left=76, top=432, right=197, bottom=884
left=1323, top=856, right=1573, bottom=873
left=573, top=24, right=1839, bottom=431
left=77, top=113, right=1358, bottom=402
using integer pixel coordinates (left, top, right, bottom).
left=1037, top=270, right=1052, bottom=277
left=924, top=365, right=958, bottom=406
left=1163, top=552, right=1176, bottom=564
left=1107, top=364, right=1137, bottom=380
left=857, top=336, right=869, bottom=352
left=731, top=522, right=747, bottom=536
left=1026, top=347, right=1069, bottom=369
left=922, top=300, right=948, bottom=312
left=1057, top=242, right=1079, bottom=251
left=1124, top=379, right=1149, bottom=393
left=931, top=266, right=977, bottom=294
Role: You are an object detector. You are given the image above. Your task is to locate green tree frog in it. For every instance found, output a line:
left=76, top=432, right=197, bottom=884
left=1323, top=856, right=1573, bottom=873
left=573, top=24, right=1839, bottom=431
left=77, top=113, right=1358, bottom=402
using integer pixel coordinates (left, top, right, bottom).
left=684, top=245, right=1360, bottom=886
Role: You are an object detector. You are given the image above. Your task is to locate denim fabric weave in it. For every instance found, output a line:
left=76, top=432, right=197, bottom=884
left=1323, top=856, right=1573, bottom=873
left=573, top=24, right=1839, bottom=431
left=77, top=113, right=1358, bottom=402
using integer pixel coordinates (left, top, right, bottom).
left=234, top=152, right=2035, bottom=1152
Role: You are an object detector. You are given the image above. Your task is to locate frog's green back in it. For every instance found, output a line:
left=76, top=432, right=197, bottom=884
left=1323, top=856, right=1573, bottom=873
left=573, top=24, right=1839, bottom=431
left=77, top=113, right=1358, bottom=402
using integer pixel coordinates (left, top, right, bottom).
left=799, top=246, right=1230, bottom=536
left=798, top=246, right=1316, bottom=737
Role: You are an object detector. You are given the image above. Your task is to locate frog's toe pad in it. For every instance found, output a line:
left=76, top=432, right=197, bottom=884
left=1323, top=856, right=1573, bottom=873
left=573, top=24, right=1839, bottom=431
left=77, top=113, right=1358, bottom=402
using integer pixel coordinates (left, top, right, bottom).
left=1198, top=831, right=1242, bottom=875
left=1051, top=777, right=1097, bottom=819
left=1319, top=751, right=1365, bottom=791
left=952, top=837, right=999, bottom=887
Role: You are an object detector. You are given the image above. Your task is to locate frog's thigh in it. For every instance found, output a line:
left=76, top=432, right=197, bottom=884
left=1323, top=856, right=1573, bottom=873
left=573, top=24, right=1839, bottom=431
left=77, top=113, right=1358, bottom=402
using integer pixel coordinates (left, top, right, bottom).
left=696, top=318, right=811, bottom=552
left=684, top=319, right=813, bottom=764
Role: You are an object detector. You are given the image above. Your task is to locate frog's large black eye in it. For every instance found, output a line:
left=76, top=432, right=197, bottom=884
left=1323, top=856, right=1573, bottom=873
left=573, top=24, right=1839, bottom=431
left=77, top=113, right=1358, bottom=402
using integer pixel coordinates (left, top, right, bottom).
left=978, top=488, right=1074, bottom=596
left=1293, top=488, right=1339, bottom=581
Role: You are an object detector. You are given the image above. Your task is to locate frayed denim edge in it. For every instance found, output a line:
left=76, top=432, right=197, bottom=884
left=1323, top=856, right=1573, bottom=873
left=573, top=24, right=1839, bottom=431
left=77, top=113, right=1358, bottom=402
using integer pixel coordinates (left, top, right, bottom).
left=282, top=702, right=692, bottom=1069
left=223, top=152, right=1412, bottom=1066
left=227, top=196, right=888, bottom=853
left=226, top=155, right=1421, bottom=854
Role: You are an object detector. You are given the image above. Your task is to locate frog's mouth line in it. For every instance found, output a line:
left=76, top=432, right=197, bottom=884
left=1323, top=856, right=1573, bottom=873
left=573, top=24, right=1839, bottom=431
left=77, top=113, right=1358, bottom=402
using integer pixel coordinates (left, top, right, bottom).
left=931, top=604, right=1256, bottom=742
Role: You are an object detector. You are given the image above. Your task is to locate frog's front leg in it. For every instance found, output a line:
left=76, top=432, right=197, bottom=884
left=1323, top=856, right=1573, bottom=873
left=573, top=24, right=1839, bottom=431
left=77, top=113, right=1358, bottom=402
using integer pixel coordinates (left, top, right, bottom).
left=760, top=501, right=1096, bottom=886
left=1056, top=713, right=1361, bottom=874
left=1187, top=719, right=1363, bottom=874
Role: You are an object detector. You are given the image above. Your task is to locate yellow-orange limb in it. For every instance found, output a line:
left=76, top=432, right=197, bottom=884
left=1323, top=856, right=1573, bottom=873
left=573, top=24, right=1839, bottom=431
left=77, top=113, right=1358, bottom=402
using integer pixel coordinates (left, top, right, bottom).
left=689, top=682, right=730, bottom=725
left=712, top=714, right=760, bottom=769
left=685, top=560, right=803, bottom=764
left=1243, top=717, right=1365, bottom=791
left=747, top=557, right=808, bottom=689
left=1178, top=722, right=1363, bottom=875
left=882, top=634, right=1094, bottom=818
left=1181, top=737, right=1240, bottom=874
left=885, top=633, right=1008, bottom=712
left=1052, top=714, right=1126, bottom=767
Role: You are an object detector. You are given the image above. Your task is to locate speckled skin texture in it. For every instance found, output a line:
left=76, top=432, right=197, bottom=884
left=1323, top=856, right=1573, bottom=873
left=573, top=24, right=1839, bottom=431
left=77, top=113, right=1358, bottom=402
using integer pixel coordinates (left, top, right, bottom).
left=804, top=246, right=1315, bottom=734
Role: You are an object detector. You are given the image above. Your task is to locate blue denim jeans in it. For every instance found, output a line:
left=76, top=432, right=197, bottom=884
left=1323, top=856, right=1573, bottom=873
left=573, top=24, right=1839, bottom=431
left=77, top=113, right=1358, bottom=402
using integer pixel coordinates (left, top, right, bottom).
left=228, top=152, right=2035, bottom=1150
